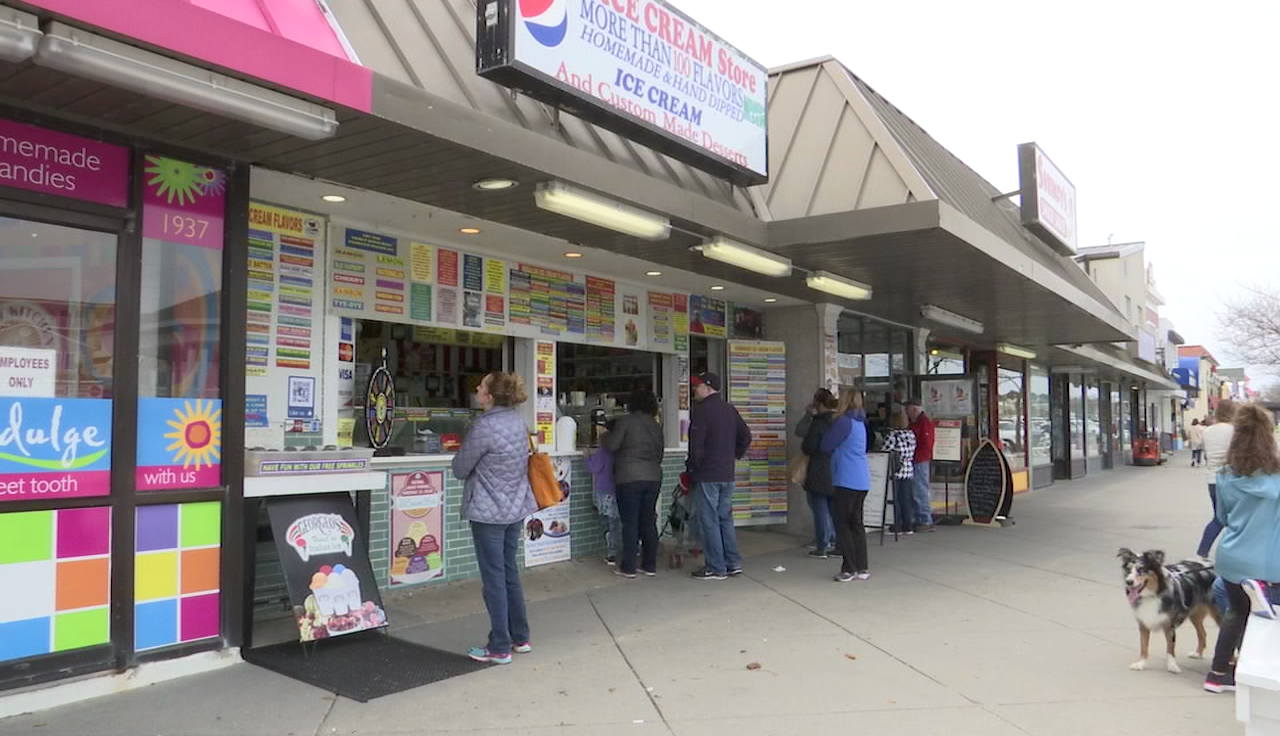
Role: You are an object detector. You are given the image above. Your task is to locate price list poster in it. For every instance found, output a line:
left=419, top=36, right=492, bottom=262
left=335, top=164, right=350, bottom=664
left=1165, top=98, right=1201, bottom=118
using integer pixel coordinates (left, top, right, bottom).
left=727, top=341, right=788, bottom=525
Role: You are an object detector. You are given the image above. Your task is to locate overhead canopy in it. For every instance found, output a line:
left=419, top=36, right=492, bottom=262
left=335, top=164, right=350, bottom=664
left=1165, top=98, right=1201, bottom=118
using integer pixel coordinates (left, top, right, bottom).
left=1050, top=344, right=1180, bottom=391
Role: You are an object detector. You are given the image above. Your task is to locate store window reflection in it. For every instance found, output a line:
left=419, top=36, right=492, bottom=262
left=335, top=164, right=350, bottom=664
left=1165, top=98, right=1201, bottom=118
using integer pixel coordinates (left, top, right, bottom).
left=0, top=217, right=117, bottom=399
left=1070, top=379, right=1085, bottom=457
left=1029, top=367, right=1051, bottom=467
left=925, top=346, right=965, bottom=375
left=1086, top=381, right=1102, bottom=459
left=998, top=364, right=1026, bottom=469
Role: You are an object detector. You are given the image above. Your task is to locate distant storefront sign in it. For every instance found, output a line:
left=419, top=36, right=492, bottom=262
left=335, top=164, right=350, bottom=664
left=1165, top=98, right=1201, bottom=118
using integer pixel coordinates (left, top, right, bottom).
left=1018, top=142, right=1076, bottom=255
left=477, top=0, right=768, bottom=185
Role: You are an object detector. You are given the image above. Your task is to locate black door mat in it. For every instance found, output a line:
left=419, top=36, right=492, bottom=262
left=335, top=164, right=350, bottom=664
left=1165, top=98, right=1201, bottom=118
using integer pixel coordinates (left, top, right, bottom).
left=242, top=630, right=487, bottom=702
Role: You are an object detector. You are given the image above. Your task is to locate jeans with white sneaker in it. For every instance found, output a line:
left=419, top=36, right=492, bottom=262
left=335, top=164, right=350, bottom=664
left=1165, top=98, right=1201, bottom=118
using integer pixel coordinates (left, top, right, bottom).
left=912, top=461, right=933, bottom=526
left=695, top=481, right=742, bottom=575
left=471, top=520, right=530, bottom=655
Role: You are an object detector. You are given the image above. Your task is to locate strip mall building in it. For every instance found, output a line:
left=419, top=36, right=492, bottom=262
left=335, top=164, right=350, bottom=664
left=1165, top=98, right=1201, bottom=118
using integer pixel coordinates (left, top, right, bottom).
left=0, top=0, right=1178, bottom=700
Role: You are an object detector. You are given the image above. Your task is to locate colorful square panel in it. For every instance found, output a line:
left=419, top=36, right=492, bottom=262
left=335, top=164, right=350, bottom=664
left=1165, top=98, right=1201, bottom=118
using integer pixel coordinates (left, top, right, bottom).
left=0, top=617, right=51, bottom=662
left=136, top=505, right=179, bottom=552
left=135, top=599, right=178, bottom=651
left=179, top=593, right=219, bottom=642
left=135, top=551, right=178, bottom=602
left=0, top=560, right=56, bottom=624
left=55, top=558, right=109, bottom=611
left=180, top=502, right=221, bottom=548
left=180, top=548, right=220, bottom=595
left=0, top=510, right=53, bottom=565
left=56, top=506, right=111, bottom=558
left=53, top=608, right=109, bottom=652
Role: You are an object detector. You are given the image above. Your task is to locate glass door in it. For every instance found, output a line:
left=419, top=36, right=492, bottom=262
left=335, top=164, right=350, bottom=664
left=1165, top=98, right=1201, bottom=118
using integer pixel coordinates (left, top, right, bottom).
left=0, top=214, right=120, bottom=686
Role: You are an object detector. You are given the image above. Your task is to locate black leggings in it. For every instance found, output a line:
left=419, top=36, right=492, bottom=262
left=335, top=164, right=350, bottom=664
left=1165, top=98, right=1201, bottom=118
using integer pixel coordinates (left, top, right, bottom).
left=833, top=487, right=869, bottom=573
left=1212, top=580, right=1251, bottom=673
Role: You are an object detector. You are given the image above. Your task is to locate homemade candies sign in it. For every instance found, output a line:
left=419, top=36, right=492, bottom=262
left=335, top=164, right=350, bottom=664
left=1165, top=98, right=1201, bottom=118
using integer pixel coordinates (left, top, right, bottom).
left=0, top=397, right=112, bottom=502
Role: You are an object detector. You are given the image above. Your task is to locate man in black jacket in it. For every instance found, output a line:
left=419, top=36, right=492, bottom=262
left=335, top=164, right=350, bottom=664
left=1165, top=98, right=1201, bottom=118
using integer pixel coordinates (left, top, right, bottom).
left=687, top=371, right=752, bottom=580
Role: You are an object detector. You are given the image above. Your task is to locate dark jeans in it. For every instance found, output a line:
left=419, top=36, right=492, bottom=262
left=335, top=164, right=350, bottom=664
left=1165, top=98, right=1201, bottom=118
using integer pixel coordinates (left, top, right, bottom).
left=1212, top=580, right=1251, bottom=673
left=833, top=487, right=869, bottom=573
left=807, top=491, right=835, bottom=550
left=471, top=520, right=530, bottom=655
left=1197, top=484, right=1224, bottom=558
left=616, top=480, right=661, bottom=574
left=694, top=481, right=743, bottom=575
left=893, top=477, right=915, bottom=531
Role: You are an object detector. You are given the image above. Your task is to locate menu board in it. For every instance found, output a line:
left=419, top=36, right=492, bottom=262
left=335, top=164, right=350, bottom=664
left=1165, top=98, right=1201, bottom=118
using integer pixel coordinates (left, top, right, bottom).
left=585, top=276, right=616, bottom=343
left=726, top=341, right=788, bottom=525
left=965, top=440, right=1012, bottom=524
left=934, top=419, right=964, bottom=462
left=690, top=295, right=727, bottom=338
left=863, top=452, right=892, bottom=529
left=673, top=294, right=689, bottom=352
left=534, top=340, right=556, bottom=446
left=648, top=292, right=674, bottom=349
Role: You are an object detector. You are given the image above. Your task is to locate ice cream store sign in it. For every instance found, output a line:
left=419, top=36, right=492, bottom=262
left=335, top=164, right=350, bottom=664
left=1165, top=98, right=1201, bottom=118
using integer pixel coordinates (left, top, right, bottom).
left=286, top=513, right=355, bottom=562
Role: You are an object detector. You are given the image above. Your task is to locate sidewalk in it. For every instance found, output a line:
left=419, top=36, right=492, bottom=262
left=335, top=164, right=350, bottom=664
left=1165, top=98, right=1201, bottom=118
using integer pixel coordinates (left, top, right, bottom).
left=2, top=456, right=1240, bottom=735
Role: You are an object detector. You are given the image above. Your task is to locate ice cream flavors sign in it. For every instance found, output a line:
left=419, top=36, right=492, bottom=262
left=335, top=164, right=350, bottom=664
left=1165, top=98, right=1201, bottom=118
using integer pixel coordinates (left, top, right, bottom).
left=389, top=470, right=445, bottom=587
left=0, top=397, right=112, bottom=502
left=267, top=494, right=388, bottom=642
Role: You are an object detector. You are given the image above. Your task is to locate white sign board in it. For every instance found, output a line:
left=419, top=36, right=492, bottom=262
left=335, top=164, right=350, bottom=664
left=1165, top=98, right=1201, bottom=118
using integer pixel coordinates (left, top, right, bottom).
left=0, top=346, right=55, bottom=397
left=1019, top=142, right=1077, bottom=254
left=934, top=420, right=963, bottom=463
left=863, top=452, right=893, bottom=529
left=506, top=0, right=768, bottom=180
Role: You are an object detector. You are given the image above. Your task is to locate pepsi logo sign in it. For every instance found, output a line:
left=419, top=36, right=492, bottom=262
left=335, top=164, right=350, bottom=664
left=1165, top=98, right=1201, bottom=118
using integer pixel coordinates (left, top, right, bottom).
left=519, top=0, right=568, bottom=47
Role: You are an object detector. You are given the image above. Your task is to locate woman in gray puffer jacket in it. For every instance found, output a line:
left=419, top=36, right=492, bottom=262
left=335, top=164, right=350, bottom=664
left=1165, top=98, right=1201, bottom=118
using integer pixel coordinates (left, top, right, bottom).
left=452, top=372, right=537, bottom=665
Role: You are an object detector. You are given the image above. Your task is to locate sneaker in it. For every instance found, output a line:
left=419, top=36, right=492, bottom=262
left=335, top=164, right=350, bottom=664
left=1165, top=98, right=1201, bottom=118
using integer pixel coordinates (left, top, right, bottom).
left=808, top=549, right=830, bottom=559
left=729, top=567, right=744, bottom=577
left=468, top=647, right=512, bottom=665
left=513, top=642, right=533, bottom=654
left=915, top=524, right=936, bottom=533
left=854, top=571, right=872, bottom=581
left=614, top=569, right=637, bottom=579
left=835, top=572, right=857, bottom=583
left=1244, top=579, right=1278, bottom=619
left=605, top=556, right=617, bottom=566
left=642, top=570, right=657, bottom=577
left=691, top=567, right=727, bottom=580
left=1203, top=670, right=1235, bottom=693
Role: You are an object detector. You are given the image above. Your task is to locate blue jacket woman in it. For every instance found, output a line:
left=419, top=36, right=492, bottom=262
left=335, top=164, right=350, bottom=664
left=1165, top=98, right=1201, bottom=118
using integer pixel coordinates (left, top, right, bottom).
left=1204, top=403, right=1280, bottom=693
left=819, top=389, right=871, bottom=582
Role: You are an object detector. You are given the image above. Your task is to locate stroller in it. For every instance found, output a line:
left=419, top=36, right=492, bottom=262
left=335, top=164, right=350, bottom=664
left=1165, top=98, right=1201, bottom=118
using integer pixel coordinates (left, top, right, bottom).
left=659, top=472, right=701, bottom=568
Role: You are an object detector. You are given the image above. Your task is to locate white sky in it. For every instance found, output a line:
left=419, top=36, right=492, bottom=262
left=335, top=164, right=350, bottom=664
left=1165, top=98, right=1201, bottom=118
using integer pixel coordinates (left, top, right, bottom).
left=677, top=0, right=1280, bottom=381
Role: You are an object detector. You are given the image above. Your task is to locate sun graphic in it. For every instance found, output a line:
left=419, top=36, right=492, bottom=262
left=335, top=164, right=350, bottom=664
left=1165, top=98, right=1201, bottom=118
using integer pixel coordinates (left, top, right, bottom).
left=144, top=155, right=213, bottom=206
left=164, top=399, right=223, bottom=469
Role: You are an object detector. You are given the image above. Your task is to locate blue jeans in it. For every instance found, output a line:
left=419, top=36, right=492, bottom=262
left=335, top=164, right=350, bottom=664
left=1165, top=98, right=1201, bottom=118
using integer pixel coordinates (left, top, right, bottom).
left=695, top=481, right=743, bottom=575
left=1198, top=484, right=1224, bottom=558
left=616, top=480, right=661, bottom=574
left=807, top=491, right=835, bottom=550
left=470, top=521, right=530, bottom=655
left=893, top=477, right=916, bottom=531
left=912, top=461, right=933, bottom=525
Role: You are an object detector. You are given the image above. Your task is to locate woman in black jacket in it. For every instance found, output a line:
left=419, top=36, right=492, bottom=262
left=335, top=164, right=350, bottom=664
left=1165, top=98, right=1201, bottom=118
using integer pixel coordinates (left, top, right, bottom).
left=800, top=389, right=838, bottom=559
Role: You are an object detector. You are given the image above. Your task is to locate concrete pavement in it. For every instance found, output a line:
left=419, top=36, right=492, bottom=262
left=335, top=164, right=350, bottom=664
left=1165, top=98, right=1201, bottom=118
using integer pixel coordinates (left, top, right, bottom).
left=2, top=455, right=1241, bottom=735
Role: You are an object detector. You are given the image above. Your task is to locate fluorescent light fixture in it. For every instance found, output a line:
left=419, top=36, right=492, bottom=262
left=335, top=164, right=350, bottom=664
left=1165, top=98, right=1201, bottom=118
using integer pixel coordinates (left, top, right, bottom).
left=459, top=227, right=481, bottom=235
left=806, top=271, right=872, bottom=300
left=322, top=194, right=347, bottom=203
left=919, top=304, right=985, bottom=334
left=563, top=251, right=583, bottom=258
left=1049, top=365, right=1096, bottom=375
left=474, top=178, right=519, bottom=191
left=997, top=343, right=1037, bottom=360
left=709, top=285, right=725, bottom=291
left=699, top=236, right=792, bottom=277
left=35, top=23, right=338, bottom=140
left=534, top=182, right=670, bottom=241
left=645, top=270, right=662, bottom=276
left=0, top=8, right=41, bottom=63
left=763, top=297, right=778, bottom=303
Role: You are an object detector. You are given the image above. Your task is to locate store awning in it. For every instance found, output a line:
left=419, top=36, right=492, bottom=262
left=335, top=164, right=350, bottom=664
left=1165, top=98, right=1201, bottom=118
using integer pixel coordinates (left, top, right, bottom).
left=1051, top=345, right=1180, bottom=390
left=749, top=57, right=1132, bottom=347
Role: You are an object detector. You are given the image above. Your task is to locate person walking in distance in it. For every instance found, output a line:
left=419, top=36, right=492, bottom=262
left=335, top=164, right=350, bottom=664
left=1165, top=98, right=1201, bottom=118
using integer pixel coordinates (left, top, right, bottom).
left=1187, top=418, right=1205, bottom=467
left=687, top=371, right=752, bottom=580
left=821, top=389, right=872, bottom=582
left=1198, top=400, right=1238, bottom=559
left=905, top=398, right=936, bottom=532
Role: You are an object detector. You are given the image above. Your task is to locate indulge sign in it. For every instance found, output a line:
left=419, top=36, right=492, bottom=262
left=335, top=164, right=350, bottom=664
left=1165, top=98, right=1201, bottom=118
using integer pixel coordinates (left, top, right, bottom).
left=0, top=118, right=129, bottom=207
left=479, top=0, right=768, bottom=185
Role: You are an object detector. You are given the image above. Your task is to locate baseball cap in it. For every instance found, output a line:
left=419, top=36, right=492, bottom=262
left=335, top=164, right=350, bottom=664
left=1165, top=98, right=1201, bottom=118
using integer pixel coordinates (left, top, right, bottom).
left=691, top=371, right=721, bottom=391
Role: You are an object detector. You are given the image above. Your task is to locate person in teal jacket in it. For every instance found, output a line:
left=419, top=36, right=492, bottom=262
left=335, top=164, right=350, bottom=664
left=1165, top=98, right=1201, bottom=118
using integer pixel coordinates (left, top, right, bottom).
left=820, top=389, right=871, bottom=582
left=1204, top=403, right=1280, bottom=694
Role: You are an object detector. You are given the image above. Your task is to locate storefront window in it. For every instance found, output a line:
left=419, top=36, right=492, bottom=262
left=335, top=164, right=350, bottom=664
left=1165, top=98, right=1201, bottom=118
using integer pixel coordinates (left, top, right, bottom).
left=1029, top=366, right=1051, bottom=467
left=1121, top=389, right=1132, bottom=445
left=925, top=346, right=965, bottom=375
left=1086, top=381, right=1101, bottom=458
left=863, top=321, right=890, bottom=379
left=559, top=342, right=659, bottom=447
left=136, top=156, right=227, bottom=492
left=891, top=329, right=910, bottom=373
left=1110, top=388, right=1122, bottom=455
left=998, top=364, right=1026, bottom=469
left=1069, top=379, right=1085, bottom=456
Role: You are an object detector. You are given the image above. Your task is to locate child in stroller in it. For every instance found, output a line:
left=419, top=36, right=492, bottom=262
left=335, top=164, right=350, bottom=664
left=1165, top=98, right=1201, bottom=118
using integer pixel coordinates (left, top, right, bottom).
left=660, top=472, right=702, bottom=568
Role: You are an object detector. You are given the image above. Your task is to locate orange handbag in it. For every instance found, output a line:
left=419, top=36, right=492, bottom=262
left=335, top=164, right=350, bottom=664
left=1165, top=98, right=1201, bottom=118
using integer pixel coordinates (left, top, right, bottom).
left=528, top=435, right=563, bottom=509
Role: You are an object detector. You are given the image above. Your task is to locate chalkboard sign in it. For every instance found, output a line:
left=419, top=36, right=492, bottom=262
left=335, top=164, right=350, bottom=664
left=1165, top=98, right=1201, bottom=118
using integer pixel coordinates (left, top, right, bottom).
left=964, top=440, right=1012, bottom=524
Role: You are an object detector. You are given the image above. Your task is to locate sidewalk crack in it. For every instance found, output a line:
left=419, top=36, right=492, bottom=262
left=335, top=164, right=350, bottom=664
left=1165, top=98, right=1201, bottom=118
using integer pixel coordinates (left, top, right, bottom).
left=586, top=590, right=677, bottom=736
